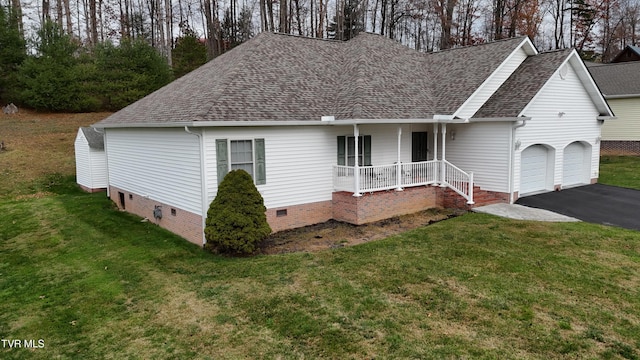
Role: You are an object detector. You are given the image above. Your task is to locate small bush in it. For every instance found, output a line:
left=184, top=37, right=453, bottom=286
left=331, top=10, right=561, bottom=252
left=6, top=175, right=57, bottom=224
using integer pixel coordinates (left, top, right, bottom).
left=204, top=170, right=271, bottom=255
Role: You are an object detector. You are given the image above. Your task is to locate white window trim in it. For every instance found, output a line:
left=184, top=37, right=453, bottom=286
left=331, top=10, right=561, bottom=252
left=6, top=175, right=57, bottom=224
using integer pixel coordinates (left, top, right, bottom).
left=229, top=139, right=255, bottom=178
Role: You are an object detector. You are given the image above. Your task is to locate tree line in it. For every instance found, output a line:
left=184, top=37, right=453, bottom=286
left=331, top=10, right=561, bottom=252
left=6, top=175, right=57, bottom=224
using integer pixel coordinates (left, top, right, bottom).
left=1, top=0, right=639, bottom=112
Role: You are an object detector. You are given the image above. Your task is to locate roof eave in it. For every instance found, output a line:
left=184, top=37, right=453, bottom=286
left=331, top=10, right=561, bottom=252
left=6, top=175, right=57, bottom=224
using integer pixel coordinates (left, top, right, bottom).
left=567, top=51, right=615, bottom=117
left=605, top=94, right=640, bottom=99
left=93, top=118, right=454, bottom=129
left=467, top=116, right=531, bottom=123
left=93, top=120, right=335, bottom=128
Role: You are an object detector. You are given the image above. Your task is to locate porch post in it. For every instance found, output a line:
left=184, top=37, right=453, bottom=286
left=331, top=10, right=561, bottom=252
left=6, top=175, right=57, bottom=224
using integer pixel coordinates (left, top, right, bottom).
left=433, top=123, right=438, bottom=161
left=440, top=123, right=447, bottom=187
left=353, top=124, right=361, bottom=197
left=396, top=126, right=403, bottom=191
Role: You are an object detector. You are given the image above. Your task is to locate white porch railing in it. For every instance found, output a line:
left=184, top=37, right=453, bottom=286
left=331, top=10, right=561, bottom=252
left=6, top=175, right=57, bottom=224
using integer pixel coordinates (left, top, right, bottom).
left=333, top=160, right=474, bottom=204
left=442, top=160, right=474, bottom=204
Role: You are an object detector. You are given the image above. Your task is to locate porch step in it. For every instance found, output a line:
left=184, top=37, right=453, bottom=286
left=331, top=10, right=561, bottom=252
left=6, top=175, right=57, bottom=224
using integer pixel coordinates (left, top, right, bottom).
left=441, top=186, right=509, bottom=210
left=472, top=186, right=509, bottom=207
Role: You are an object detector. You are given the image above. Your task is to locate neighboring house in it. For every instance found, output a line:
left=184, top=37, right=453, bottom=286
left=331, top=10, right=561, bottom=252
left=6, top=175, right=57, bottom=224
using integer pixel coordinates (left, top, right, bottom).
left=91, top=32, right=613, bottom=245
left=588, top=61, right=640, bottom=155
left=74, top=127, right=107, bottom=192
left=611, top=45, right=640, bottom=63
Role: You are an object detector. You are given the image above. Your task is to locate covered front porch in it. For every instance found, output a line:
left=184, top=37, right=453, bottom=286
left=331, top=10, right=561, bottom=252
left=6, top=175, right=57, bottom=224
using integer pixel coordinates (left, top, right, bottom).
left=331, top=122, right=475, bottom=205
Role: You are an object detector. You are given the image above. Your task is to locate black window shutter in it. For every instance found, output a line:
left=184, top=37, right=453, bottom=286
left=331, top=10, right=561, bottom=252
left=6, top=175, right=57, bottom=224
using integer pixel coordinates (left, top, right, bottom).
left=337, top=136, right=346, bottom=165
left=363, top=135, right=372, bottom=166
left=255, top=139, right=266, bottom=185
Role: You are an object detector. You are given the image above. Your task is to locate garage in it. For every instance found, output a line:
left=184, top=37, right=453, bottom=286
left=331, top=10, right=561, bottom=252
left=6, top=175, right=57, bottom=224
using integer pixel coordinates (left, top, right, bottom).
left=520, top=144, right=550, bottom=195
left=562, top=142, right=589, bottom=187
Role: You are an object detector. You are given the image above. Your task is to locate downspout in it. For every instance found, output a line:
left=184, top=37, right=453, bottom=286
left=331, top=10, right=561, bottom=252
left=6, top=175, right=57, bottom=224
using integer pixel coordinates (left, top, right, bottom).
left=93, top=127, right=109, bottom=197
left=509, top=118, right=528, bottom=203
left=184, top=126, right=208, bottom=246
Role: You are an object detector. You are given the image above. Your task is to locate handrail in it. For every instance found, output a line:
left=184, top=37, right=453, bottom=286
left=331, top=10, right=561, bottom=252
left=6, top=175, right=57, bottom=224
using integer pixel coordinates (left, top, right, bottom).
left=442, top=160, right=474, bottom=204
left=333, top=160, right=472, bottom=204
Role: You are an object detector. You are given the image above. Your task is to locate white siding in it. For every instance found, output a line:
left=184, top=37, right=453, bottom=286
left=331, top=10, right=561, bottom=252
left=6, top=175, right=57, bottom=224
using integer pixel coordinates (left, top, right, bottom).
left=514, top=61, right=601, bottom=193
left=106, top=128, right=202, bottom=214
left=74, top=130, right=92, bottom=188
left=358, top=124, right=414, bottom=164
left=75, top=129, right=107, bottom=189
left=88, top=148, right=107, bottom=188
left=601, top=98, right=640, bottom=141
left=445, top=122, right=512, bottom=192
left=203, top=124, right=423, bottom=209
left=455, top=48, right=529, bottom=118
left=204, top=126, right=338, bottom=209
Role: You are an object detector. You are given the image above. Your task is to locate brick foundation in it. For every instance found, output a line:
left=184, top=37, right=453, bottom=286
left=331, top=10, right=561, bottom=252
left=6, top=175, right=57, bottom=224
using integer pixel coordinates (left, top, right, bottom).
left=266, top=200, right=333, bottom=232
left=332, top=186, right=439, bottom=225
left=109, top=184, right=512, bottom=245
left=109, top=186, right=204, bottom=246
left=601, top=140, right=640, bottom=155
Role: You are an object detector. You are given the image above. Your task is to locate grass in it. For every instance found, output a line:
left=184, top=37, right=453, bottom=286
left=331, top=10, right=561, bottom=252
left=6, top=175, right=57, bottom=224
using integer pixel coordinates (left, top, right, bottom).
left=600, top=155, right=640, bottom=190
left=1, top=183, right=639, bottom=359
left=0, top=113, right=639, bottom=358
left=0, top=111, right=111, bottom=198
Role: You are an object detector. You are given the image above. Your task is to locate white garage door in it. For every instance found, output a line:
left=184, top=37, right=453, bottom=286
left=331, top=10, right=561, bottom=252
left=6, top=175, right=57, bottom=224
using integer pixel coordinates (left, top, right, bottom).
left=563, top=142, right=587, bottom=187
left=521, top=145, right=548, bottom=195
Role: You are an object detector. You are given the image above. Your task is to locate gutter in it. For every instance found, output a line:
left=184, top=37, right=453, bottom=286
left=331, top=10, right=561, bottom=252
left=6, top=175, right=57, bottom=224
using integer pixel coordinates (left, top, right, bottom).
left=604, top=94, right=640, bottom=100
left=184, top=126, right=208, bottom=247
left=92, top=116, right=532, bottom=129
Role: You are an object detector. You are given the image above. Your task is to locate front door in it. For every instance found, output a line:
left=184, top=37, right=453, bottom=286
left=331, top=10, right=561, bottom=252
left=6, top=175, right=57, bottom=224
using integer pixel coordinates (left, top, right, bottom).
left=412, top=132, right=428, bottom=162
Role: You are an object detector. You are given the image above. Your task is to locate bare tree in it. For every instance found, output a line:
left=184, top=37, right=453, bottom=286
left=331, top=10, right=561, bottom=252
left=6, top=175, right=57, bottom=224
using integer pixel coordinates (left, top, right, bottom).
left=434, top=0, right=457, bottom=49
left=10, top=0, right=24, bottom=38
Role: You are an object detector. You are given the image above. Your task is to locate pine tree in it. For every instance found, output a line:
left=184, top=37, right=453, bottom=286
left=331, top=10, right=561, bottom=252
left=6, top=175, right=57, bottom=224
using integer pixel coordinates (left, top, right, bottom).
left=172, top=29, right=207, bottom=78
left=327, top=0, right=363, bottom=41
left=0, top=4, right=26, bottom=103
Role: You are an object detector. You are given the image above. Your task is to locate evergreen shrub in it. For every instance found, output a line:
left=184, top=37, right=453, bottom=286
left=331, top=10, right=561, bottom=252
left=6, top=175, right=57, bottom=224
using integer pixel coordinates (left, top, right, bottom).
left=205, top=170, right=271, bottom=255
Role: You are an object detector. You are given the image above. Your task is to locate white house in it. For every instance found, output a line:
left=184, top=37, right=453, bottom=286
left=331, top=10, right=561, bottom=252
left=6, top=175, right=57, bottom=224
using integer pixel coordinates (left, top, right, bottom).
left=92, top=32, right=613, bottom=245
left=74, top=127, right=107, bottom=192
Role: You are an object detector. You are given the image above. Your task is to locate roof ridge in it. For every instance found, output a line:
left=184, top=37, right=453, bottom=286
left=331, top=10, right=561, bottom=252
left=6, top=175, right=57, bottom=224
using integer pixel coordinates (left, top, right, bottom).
left=268, top=31, right=344, bottom=43
left=536, top=48, right=573, bottom=55
left=344, top=37, right=368, bottom=118
left=424, top=35, right=528, bottom=55
left=593, top=60, right=640, bottom=67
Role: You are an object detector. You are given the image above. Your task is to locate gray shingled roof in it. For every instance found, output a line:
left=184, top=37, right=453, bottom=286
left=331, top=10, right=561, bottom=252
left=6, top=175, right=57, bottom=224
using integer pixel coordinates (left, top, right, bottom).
left=425, top=37, right=529, bottom=114
left=475, top=49, right=573, bottom=118
left=587, top=61, right=640, bottom=97
left=81, top=127, right=104, bottom=149
left=96, top=33, right=528, bottom=126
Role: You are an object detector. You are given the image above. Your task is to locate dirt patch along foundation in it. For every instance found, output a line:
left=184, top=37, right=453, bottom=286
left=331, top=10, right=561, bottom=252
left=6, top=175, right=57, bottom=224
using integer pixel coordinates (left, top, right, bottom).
left=260, top=208, right=465, bottom=254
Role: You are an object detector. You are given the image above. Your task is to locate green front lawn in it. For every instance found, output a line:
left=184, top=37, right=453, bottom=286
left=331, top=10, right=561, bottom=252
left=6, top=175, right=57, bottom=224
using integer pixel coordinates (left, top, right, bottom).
left=600, top=155, right=640, bottom=190
left=1, top=113, right=639, bottom=358
left=1, top=179, right=639, bottom=359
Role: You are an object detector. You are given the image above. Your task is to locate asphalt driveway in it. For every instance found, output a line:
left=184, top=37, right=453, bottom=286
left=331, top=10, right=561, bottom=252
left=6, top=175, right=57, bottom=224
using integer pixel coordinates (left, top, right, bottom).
left=515, top=184, right=640, bottom=231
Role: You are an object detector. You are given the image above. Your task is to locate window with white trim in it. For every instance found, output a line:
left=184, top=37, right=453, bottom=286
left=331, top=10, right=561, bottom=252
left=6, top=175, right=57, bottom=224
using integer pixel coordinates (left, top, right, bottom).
left=337, top=135, right=371, bottom=166
left=216, top=138, right=266, bottom=185
left=230, top=140, right=254, bottom=177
